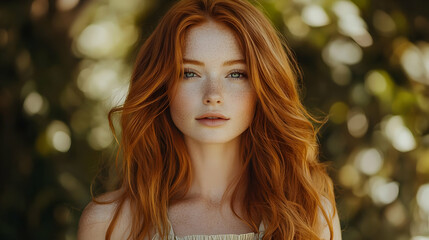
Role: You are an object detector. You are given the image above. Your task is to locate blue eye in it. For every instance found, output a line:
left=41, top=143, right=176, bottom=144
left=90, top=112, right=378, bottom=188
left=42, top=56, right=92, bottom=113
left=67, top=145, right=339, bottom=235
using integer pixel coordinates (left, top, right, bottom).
left=183, top=68, right=199, bottom=79
left=228, top=70, right=248, bottom=79
left=184, top=71, right=197, bottom=79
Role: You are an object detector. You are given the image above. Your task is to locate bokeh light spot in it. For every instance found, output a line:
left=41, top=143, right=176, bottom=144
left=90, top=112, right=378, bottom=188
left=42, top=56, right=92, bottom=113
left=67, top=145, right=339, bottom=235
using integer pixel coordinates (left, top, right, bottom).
left=285, top=15, right=310, bottom=38
left=332, top=0, right=360, bottom=18
left=383, top=115, right=416, bottom=152
left=369, top=177, right=399, bottom=205
left=331, top=64, right=351, bottom=85
left=365, top=70, right=387, bottom=95
left=301, top=4, right=330, bottom=27
left=329, top=101, right=349, bottom=124
left=323, top=38, right=363, bottom=66
left=401, top=44, right=425, bottom=82
left=52, top=131, right=71, bottom=152
left=411, top=237, right=429, bottom=240
left=46, top=121, right=71, bottom=153
left=31, top=0, right=49, bottom=19
left=347, top=110, right=368, bottom=138
left=23, top=91, right=44, bottom=115
left=354, top=148, right=383, bottom=175
left=384, top=201, right=407, bottom=227
left=416, top=183, right=429, bottom=213
left=56, top=0, right=79, bottom=12
left=87, top=125, right=114, bottom=150
left=77, top=22, right=116, bottom=59
left=76, top=60, right=127, bottom=101
left=339, top=164, right=361, bottom=188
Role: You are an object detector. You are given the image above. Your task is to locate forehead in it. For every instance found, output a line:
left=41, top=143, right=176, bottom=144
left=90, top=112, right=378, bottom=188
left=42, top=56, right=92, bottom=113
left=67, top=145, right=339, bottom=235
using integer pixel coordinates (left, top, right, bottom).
left=183, top=21, right=243, bottom=61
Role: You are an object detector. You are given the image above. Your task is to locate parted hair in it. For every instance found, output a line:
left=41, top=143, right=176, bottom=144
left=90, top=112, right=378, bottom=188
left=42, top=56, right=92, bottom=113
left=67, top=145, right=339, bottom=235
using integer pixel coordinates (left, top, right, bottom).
left=101, top=0, right=337, bottom=239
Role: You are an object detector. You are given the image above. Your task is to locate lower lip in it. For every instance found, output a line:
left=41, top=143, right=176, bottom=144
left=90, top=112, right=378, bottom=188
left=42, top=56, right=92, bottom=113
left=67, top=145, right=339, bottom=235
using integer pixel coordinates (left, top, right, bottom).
left=196, top=118, right=229, bottom=127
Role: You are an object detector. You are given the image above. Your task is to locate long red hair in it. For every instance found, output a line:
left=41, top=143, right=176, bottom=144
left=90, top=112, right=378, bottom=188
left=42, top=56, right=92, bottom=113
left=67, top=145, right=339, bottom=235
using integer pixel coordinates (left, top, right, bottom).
left=99, top=0, right=337, bottom=239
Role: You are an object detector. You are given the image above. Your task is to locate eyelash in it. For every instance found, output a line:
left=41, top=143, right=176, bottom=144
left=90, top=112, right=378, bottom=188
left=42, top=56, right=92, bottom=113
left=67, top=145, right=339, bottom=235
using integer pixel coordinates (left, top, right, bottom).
left=183, top=68, right=248, bottom=79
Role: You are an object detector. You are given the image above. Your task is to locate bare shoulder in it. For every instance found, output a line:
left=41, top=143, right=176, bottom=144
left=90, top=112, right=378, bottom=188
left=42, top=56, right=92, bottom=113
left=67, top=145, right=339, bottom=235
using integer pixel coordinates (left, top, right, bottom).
left=77, top=189, right=132, bottom=240
left=317, top=196, right=342, bottom=240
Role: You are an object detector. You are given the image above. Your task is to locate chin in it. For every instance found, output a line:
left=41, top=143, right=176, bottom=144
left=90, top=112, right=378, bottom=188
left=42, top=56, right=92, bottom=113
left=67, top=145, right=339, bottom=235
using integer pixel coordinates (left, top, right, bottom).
left=187, top=134, right=240, bottom=144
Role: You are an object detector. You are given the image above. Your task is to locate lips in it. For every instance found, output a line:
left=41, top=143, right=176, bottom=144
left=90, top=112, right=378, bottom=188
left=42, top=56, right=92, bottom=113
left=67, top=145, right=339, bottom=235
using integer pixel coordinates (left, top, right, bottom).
left=195, top=113, right=230, bottom=127
left=195, top=113, right=230, bottom=120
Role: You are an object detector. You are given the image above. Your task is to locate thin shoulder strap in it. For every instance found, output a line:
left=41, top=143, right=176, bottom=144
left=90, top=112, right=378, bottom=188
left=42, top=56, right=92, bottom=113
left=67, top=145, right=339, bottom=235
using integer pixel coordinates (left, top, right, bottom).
left=258, top=220, right=266, bottom=232
left=167, top=218, right=175, bottom=236
left=151, top=219, right=175, bottom=240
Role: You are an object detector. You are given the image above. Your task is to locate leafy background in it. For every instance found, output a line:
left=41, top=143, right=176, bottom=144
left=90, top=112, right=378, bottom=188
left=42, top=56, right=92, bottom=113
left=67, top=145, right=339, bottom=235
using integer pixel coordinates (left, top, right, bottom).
left=1, top=0, right=428, bottom=239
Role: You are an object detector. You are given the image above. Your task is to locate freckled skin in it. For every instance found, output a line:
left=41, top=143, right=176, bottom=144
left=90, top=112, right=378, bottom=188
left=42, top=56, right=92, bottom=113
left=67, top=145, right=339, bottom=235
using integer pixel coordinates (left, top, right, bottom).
left=169, top=21, right=257, bottom=144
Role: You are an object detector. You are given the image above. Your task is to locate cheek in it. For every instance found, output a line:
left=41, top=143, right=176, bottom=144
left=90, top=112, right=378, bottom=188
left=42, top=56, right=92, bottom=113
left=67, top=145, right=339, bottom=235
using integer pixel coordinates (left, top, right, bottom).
left=169, top=85, right=198, bottom=123
left=229, top=89, right=257, bottom=121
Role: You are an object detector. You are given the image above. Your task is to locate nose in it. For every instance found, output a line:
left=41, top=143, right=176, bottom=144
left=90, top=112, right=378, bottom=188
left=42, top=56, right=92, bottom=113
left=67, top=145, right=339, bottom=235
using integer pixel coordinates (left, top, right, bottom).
left=203, top=79, right=223, bottom=105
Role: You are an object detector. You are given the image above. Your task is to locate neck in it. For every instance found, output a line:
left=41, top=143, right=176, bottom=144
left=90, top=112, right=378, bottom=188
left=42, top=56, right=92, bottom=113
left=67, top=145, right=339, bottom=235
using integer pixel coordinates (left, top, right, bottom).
left=184, top=136, right=243, bottom=204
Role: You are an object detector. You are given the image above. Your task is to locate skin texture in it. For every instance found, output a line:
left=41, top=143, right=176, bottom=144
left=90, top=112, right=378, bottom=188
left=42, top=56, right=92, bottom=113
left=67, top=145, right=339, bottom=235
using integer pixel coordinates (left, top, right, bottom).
left=169, top=21, right=256, bottom=145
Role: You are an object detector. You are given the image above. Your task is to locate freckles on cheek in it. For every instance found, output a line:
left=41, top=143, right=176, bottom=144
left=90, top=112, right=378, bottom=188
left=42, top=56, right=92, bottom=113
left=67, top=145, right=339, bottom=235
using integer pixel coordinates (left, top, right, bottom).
left=171, top=90, right=195, bottom=122
left=230, top=88, right=256, bottom=108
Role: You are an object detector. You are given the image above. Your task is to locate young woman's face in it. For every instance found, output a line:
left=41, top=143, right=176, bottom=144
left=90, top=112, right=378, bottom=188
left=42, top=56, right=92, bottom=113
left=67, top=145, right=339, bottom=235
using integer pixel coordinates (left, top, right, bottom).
left=169, top=21, right=257, bottom=144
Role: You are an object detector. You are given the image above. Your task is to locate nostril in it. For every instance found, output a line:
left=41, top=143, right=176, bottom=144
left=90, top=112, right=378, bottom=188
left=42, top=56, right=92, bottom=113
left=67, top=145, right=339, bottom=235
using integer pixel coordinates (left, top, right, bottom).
left=203, top=96, right=223, bottom=104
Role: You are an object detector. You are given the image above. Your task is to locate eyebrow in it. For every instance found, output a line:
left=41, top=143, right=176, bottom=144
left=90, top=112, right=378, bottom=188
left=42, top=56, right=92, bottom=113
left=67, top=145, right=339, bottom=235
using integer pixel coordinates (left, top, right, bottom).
left=183, top=58, right=245, bottom=67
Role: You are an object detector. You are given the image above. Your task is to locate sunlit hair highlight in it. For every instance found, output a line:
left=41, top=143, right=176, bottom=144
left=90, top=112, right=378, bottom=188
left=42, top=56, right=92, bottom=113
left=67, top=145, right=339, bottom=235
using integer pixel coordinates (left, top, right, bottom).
left=100, top=0, right=337, bottom=239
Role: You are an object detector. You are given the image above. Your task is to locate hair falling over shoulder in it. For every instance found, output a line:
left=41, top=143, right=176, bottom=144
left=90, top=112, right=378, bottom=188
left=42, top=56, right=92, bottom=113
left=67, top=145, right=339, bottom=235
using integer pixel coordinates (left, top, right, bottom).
left=100, top=0, right=337, bottom=239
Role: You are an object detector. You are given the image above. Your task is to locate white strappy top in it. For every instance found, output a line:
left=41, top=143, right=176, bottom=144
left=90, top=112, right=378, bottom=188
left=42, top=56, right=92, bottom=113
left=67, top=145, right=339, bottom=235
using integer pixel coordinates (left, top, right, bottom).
left=151, top=219, right=266, bottom=240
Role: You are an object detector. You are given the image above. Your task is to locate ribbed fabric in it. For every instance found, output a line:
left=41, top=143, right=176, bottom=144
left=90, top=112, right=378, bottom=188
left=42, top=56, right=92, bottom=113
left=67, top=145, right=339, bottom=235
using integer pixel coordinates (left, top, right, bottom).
left=171, top=232, right=262, bottom=240
left=151, top=219, right=265, bottom=240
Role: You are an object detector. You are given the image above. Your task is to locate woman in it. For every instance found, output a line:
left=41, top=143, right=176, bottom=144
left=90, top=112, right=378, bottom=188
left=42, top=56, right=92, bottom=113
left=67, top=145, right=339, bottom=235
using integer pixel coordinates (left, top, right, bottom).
left=78, top=0, right=341, bottom=239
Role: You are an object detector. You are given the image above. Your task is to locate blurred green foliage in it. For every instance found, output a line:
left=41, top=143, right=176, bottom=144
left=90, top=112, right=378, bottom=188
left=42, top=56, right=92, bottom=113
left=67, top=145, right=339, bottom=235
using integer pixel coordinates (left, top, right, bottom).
left=1, top=0, right=428, bottom=239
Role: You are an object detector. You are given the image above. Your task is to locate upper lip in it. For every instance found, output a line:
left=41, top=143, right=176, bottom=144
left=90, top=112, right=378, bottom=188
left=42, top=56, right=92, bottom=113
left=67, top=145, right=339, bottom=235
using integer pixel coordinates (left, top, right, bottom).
left=196, top=113, right=230, bottom=120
